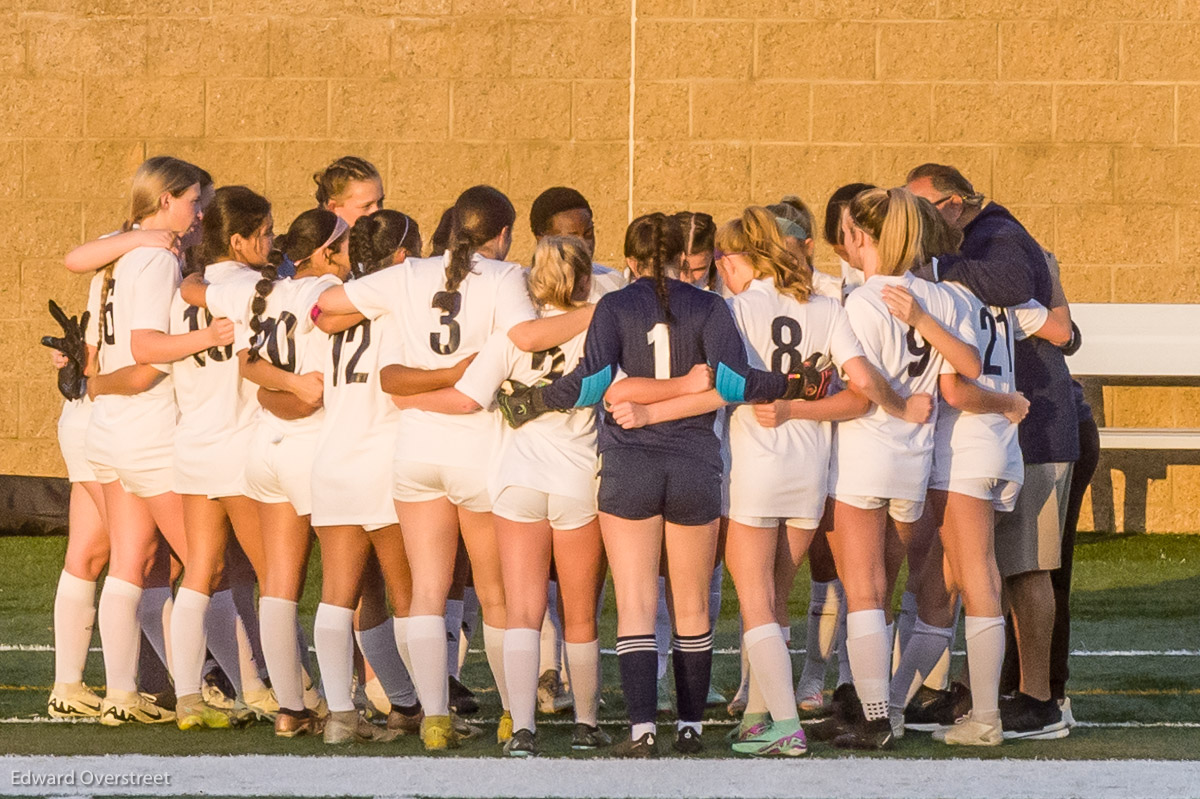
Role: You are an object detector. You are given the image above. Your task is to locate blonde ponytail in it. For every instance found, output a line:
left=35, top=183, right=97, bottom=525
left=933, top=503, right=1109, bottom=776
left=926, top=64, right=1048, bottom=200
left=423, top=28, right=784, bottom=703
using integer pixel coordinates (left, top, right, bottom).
left=714, top=205, right=812, bottom=303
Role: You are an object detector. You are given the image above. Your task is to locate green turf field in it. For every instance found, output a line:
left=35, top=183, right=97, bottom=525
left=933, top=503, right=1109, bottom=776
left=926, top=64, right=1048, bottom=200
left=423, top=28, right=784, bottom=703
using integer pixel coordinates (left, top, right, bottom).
left=1, top=532, right=1197, bottom=760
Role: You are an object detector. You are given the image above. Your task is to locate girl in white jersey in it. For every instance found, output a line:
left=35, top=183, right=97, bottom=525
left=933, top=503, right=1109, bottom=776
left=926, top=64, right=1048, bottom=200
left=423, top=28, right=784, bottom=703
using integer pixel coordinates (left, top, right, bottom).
left=85, top=157, right=233, bottom=726
left=826, top=188, right=982, bottom=750
left=316, top=186, right=594, bottom=751
left=309, top=209, right=427, bottom=744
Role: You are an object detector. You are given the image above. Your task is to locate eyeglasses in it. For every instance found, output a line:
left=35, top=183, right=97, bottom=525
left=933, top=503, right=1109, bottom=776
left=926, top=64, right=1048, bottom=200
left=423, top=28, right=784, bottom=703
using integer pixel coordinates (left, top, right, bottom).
left=712, top=249, right=745, bottom=263
left=931, top=194, right=956, bottom=208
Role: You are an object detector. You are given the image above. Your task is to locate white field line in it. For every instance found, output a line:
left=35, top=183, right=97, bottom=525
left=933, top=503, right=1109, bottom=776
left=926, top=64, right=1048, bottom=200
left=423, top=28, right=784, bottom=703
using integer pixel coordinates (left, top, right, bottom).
left=4, top=755, right=1200, bottom=798
left=4, top=644, right=1199, bottom=657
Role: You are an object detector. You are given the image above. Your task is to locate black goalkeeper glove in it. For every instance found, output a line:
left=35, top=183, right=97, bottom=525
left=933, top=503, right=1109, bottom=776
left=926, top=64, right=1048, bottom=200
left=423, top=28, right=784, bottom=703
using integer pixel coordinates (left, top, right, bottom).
left=496, top=379, right=556, bottom=429
left=781, top=352, right=835, bottom=401
left=41, top=300, right=90, bottom=401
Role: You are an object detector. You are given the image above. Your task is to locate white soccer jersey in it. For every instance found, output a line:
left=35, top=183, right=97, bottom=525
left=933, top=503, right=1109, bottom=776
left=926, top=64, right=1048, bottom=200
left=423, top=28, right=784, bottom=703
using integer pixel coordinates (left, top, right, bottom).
left=455, top=310, right=596, bottom=504
left=343, top=252, right=537, bottom=468
left=589, top=263, right=627, bottom=301
left=169, top=262, right=262, bottom=496
left=812, top=269, right=844, bottom=301
left=727, top=280, right=866, bottom=521
left=310, top=310, right=403, bottom=528
left=932, top=285, right=1049, bottom=486
left=841, top=258, right=865, bottom=299
left=829, top=272, right=962, bottom=502
left=84, top=247, right=179, bottom=472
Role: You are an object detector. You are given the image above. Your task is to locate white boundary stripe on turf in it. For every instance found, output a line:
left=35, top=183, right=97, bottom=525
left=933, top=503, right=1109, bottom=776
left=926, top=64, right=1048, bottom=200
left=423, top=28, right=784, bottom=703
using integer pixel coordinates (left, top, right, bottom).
left=5, top=644, right=1200, bottom=657
left=4, top=755, right=1200, bottom=799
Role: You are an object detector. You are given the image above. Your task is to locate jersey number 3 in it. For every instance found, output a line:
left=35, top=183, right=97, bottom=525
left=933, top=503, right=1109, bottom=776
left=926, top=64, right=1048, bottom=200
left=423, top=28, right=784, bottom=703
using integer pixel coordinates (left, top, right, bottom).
left=430, top=291, right=462, bottom=355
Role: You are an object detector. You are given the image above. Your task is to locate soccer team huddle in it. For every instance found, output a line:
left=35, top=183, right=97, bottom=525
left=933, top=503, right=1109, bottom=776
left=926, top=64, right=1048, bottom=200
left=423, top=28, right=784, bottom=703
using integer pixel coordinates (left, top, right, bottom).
left=43, top=152, right=1082, bottom=758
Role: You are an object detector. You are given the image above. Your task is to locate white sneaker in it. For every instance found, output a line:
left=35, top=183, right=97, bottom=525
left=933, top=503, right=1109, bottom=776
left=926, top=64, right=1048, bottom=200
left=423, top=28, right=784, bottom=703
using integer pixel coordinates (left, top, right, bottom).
left=935, top=712, right=1003, bottom=746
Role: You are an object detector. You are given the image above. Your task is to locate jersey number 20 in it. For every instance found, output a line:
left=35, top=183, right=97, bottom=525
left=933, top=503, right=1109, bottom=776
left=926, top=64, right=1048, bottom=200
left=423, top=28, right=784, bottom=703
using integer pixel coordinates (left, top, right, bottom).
left=259, top=312, right=298, bottom=372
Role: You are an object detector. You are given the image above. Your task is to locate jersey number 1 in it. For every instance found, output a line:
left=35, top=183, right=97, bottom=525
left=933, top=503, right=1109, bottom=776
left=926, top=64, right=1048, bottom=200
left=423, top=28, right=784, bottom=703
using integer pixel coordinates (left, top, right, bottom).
left=647, top=323, right=671, bottom=379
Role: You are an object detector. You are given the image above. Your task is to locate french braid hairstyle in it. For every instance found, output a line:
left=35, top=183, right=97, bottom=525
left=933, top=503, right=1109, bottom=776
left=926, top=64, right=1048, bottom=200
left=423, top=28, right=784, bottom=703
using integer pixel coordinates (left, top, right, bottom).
left=438, top=185, right=515, bottom=315
left=625, top=212, right=686, bottom=325
left=348, top=209, right=420, bottom=278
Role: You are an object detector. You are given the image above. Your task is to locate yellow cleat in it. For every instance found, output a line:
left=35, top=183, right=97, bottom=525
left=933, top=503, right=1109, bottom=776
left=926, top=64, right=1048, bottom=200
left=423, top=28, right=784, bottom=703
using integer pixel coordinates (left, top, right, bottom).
left=175, top=693, right=234, bottom=731
left=496, top=710, right=514, bottom=744
left=243, top=687, right=279, bottom=722
left=48, top=682, right=102, bottom=719
left=420, top=714, right=459, bottom=751
left=99, top=691, right=176, bottom=727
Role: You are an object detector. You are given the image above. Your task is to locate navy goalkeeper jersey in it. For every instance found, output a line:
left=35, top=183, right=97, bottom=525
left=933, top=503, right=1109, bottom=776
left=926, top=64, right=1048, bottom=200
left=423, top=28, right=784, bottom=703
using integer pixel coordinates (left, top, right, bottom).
left=541, top=277, right=787, bottom=466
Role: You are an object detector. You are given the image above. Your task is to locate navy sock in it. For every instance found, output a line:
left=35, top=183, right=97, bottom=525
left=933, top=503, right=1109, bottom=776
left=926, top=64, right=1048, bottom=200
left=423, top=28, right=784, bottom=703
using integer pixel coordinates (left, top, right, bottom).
left=616, top=634, right=658, bottom=726
left=672, top=629, right=714, bottom=724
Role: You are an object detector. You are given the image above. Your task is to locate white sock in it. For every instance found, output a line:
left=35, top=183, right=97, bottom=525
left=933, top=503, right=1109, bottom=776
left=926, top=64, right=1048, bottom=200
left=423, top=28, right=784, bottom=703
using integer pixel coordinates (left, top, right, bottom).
left=444, top=599, right=464, bottom=680
left=631, top=721, right=655, bottom=740
left=565, top=639, right=601, bottom=727
left=169, top=588, right=210, bottom=697
left=235, top=612, right=268, bottom=694
left=407, top=615, right=449, bottom=716
left=137, top=585, right=173, bottom=675
left=678, top=720, right=702, bottom=734
left=314, top=603, right=355, bottom=713
left=259, top=596, right=302, bottom=711
left=539, top=602, right=559, bottom=676
left=845, top=609, right=890, bottom=721
left=745, top=662, right=767, bottom=716
left=97, top=577, right=143, bottom=695
left=925, top=599, right=961, bottom=690
left=231, top=580, right=268, bottom=683
left=833, top=581, right=853, bottom=685
left=654, top=577, right=670, bottom=680
left=393, top=617, right=414, bottom=677
left=708, top=565, right=723, bottom=633
left=890, top=618, right=955, bottom=711
left=503, top=627, right=540, bottom=732
left=358, top=618, right=417, bottom=708
left=744, top=623, right=798, bottom=723
left=294, top=616, right=313, bottom=679
left=796, top=580, right=838, bottom=696
left=206, top=589, right=243, bottom=696
left=483, top=622, right=509, bottom=710
left=459, top=588, right=480, bottom=674
left=737, top=616, right=750, bottom=689
left=53, top=571, right=96, bottom=685
left=965, top=615, right=1005, bottom=723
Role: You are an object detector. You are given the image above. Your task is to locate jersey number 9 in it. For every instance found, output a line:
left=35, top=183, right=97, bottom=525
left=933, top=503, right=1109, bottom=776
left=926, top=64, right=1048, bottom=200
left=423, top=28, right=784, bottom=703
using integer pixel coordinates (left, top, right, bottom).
left=905, top=326, right=931, bottom=378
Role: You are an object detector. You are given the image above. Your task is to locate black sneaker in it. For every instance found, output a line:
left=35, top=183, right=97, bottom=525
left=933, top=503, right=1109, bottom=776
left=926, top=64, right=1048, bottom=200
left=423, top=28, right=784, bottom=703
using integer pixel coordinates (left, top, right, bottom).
left=503, top=727, right=539, bottom=757
left=1000, top=692, right=1069, bottom=741
left=571, top=723, right=612, bottom=750
left=832, top=717, right=895, bottom=751
left=448, top=676, right=479, bottom=716
left=904, top=682, right=971, bottom=732
left=672, top=725, right=704, bottom=755
left=807, top=683, right=863, bottom=742
left=612, top=731, right=658, bottom=758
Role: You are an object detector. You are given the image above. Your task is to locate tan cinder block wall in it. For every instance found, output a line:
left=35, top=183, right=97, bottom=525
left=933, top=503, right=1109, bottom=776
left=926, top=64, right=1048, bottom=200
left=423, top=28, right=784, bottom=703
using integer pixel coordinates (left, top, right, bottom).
left=2, top=0, right=1197, bottom=531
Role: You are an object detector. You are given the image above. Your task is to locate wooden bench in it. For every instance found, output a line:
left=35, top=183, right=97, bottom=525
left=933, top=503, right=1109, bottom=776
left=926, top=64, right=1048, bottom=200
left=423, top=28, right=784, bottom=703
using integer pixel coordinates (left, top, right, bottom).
left=1068, top=303, right=1200, bottom=450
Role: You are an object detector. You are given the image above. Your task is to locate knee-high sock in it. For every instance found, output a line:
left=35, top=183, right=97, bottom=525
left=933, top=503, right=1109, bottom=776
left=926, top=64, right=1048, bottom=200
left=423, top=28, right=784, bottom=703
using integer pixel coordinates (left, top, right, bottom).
left=483, top=622, right=509, bottom=710
left=846, top=610, right=890, bottom=721
left=357, top=618, right=417, bottom=709
left=444, top=599, right=464, bottom=680
left=314, top=603, right=355, bottom=714
left=830, top=582, right=852, bottom=686
left=458, top=588, right=480, bottom=674
left=965, top=616, right=1005, bottom=723
left=616, top=634, right=657, bottom=730
left=890, top=619, right=955, bottom=710
left=169, top=588, right=210, bottom=697
left=893, top=591, right=918, bottom=676
left=503, top=627, right=540, bottom=732
left=672, top=629, right=713, bottom=727
left=98, top=577, right=143, bottom=695
left=407, top=615, right=449, bottom=716
left=206, top=589, right=243, bottom=696
left=796, top=580, right=839, bottom=696
left=393, top=617, right=414, bottom=677
left=744, top=623, right=798, bottom=723
left=53, top=571, right=97, bottom=685
left=540, top=583, right=563, bottom=676
left=654, top=577, right=671, bottom=680
left=924, top=600, right=961, bottom=690
left=708, top=565, right=723, bottom=635
left=293, top=616, right=313, bottom=680
left=137, top=586, right=173, bottom=675
left=565, top=639, right=601, bottom=727
left=231, top=580, right=268, bottom=683
left=745, top=659, right=768, bottom=716
left=259, top=597, right=302, bottom=712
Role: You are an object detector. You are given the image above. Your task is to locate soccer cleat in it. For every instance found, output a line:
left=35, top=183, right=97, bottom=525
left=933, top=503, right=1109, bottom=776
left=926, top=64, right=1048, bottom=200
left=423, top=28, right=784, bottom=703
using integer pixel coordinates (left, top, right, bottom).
left=904, top=682, right=971, bottom=732
left=303, top=672, right=329, bottom=719
left=387, top=706, right=423, bottom=735
left=832, top=717, right=895, bottom=751
left=656, top=675, right=673, bottom=714
left=537, top=670, right=572, bottom=714
left=672, top=725, right=704, bottom=755
left=731, top=721, right=809, bottom=757
left=99, top=691, right=176, bottom=727
left=420, top=714, right=460, bottom=751
left=48, top=682, right=102, bottom=719
left=805, top=683, right=863, bottom=742
left=175, top=693, right=235, bottom=731
left=201, top=680, right=234, bottom=710
left=571, top=723, right=612, bottom=750
left=449, top=676, right=479, bottom=715
left=274, top=708, right=323, bottom=738
left=705, top=685, right=726, bottom=708
left=888, top=706, right=906, bottom=740
left=1000, top=692, right=1069, bottom=741
left=726, top=675, right=749, bottom=716
left=323, top=709, right=399, bottom=745
left=612, top=731, right=658, bottom=758
left=797, top=689, right=826, bottom=715
left=496, top=710, right=514, bottom=744
left=935, top=712, right=1003, bottom=746
left=242, top=686, right=280, bottom=721
left=726, top=712, right=769, bottom=743
left=503, top=727, right=539, bottom=757
left=451, top=712, right=482, bottom=740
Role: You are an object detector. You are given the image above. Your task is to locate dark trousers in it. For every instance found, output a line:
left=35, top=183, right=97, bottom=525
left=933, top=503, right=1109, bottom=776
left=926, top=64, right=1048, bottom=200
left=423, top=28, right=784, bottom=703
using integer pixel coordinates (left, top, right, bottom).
left=1000, top=413, right=1102, bottom=698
